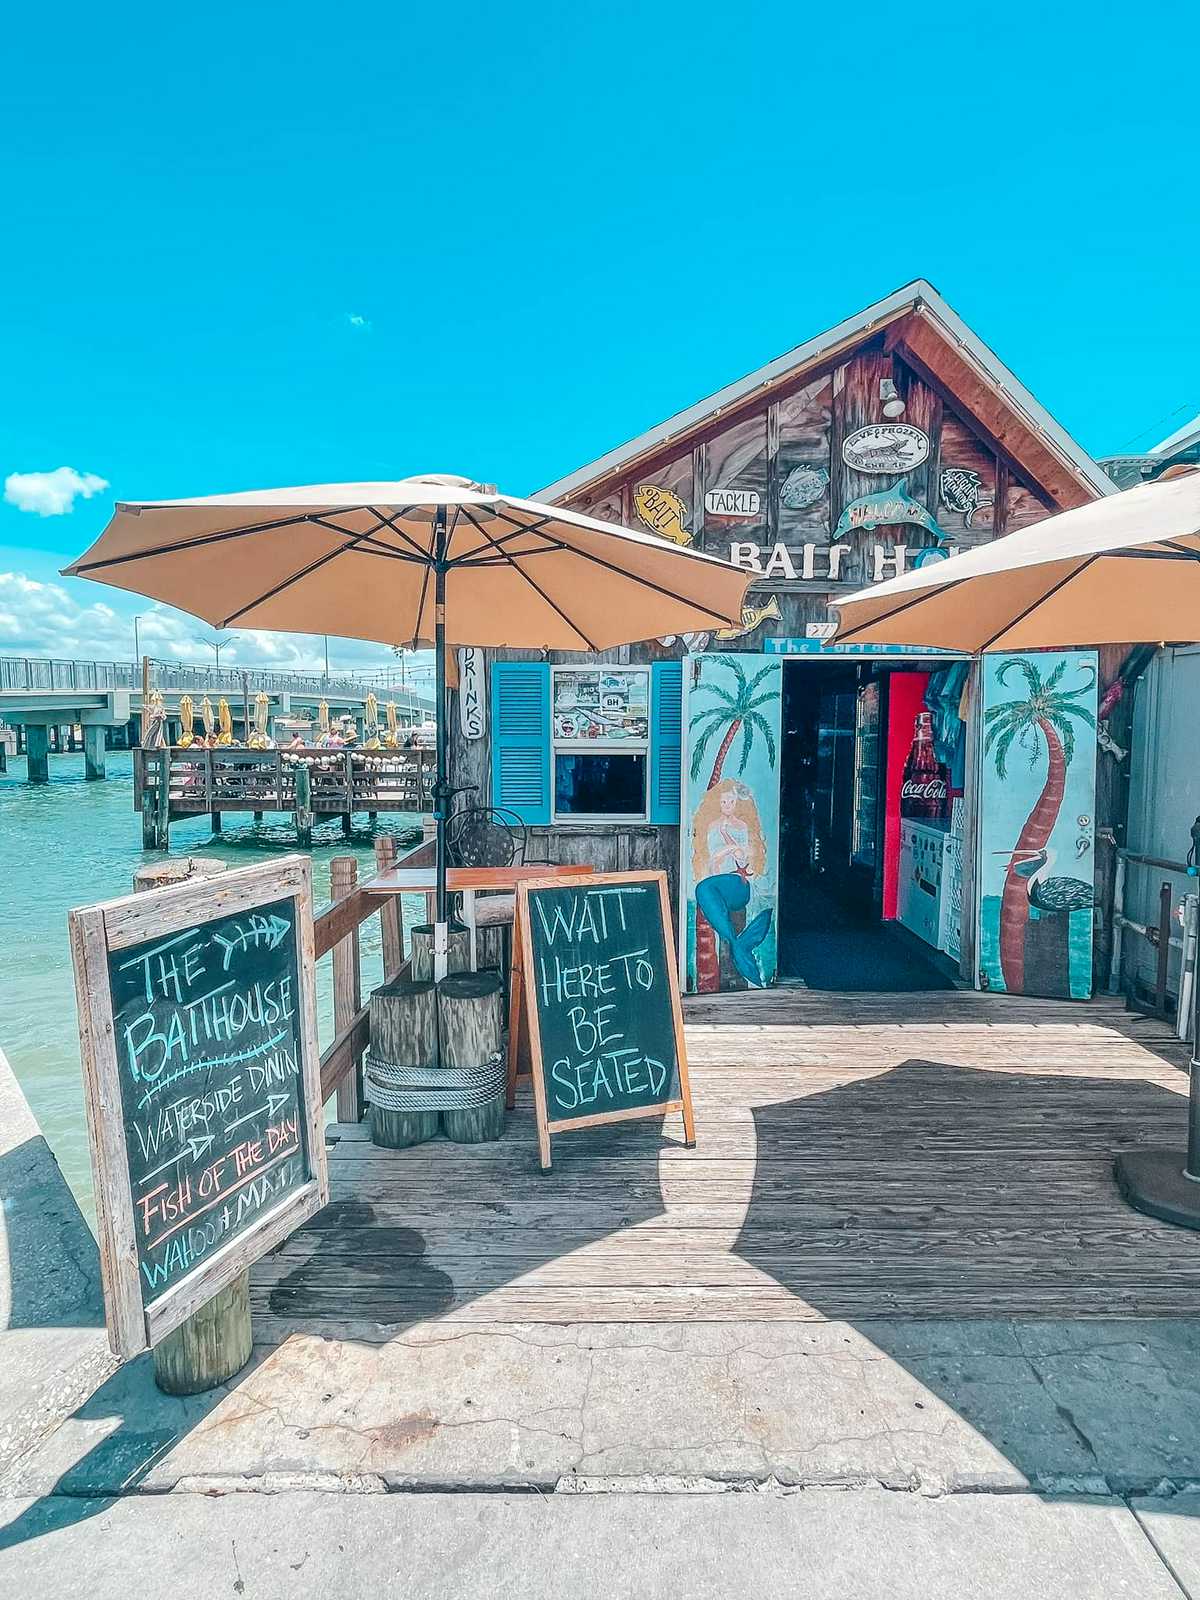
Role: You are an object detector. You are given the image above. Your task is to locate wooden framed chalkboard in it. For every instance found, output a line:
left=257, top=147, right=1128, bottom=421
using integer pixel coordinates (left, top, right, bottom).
left=68, top=856, right=327, bottom=1357
left=509, top=871, right=695, bottom=1170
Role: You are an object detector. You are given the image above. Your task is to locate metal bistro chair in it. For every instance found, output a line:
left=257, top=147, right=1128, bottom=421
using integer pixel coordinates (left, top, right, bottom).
left=444, top=797, right=534, bottom=978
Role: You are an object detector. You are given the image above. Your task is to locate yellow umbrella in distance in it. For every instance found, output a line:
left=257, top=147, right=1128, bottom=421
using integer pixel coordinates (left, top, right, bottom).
left=178, top=693, right=195, bottom=747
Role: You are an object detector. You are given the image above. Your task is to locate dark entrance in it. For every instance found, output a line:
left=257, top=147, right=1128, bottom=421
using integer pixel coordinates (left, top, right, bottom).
left=777, top=658, right=959, bottom=992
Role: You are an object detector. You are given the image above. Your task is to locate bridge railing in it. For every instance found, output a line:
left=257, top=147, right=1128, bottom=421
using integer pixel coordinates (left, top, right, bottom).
left=0, top=654, right=429, bottom=704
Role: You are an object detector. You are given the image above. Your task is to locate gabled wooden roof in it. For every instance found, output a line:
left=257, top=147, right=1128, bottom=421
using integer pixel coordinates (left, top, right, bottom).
left=538, top=281, right=1112, bottom=511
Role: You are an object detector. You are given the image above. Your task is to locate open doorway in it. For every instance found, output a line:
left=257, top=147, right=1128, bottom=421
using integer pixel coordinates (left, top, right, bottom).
left=777, top=657, right=965, bottom=991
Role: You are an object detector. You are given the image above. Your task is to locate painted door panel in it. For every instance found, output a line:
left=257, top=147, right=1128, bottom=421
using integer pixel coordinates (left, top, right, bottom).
left=976, top=650, right=1098, bottom=999
left=680, top=653, right=783, bottom=993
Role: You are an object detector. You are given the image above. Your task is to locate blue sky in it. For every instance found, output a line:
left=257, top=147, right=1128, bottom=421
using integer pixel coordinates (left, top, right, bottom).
left=2, top=0, right=1196, bottom=673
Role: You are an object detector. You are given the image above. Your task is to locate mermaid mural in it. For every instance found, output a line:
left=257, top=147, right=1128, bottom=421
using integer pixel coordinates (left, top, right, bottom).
left=683, top=655, right=782, bottom=993
left=692, top=780, right=772, bottom=986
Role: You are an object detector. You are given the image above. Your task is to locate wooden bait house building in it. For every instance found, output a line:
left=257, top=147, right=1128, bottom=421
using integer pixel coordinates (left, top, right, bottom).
left=451, top=282, right=1121, bottom=1001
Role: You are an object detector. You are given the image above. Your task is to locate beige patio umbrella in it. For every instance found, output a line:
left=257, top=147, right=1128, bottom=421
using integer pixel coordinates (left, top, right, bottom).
left=64, top=473, right=752, bottom=974
left=832, top=470, right=1200, bottom=653
left=830, top=468, right=1200, bottom=1230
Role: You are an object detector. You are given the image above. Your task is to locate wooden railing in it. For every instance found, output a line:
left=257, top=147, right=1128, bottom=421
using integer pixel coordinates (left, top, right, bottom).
left=134, top=746, right=435, bottom=816
left=313, top=833, right=434, bottom=1116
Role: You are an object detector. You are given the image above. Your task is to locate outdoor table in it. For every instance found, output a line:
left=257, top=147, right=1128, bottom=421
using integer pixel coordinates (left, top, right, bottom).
left=363, top=863, right=594, bottom=971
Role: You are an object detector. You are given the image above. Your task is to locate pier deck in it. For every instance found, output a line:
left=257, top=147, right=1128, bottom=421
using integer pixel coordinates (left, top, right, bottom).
left=133, top=746, right=433, bottom=843
left=252, top=987, right=1198, bottom=1339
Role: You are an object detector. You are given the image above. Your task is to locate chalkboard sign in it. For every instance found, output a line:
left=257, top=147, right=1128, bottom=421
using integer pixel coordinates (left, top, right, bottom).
left=69, top=857, right=326, bottom=1357
left=509, top=872, right=695, bottom=1169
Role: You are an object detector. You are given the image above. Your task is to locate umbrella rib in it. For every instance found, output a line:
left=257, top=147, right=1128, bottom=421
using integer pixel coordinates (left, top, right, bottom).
left=308, top=515, right=424, bottom=563
left=366, top=507, right=436, bottom=563
left=459, top=507, right=599, bottom=650
left=976, top=555, right=1100, bottom=652
left=67, top=512, right=324, bottom=574
left=411, top=558, right=433, bottom=651
left=522, top=540, right=743, bottom=628
left=218, top=513, right=393, bottom=628
left=483, top=508, right=743, bottom=626
left=449, top=518, right=554, bottom=564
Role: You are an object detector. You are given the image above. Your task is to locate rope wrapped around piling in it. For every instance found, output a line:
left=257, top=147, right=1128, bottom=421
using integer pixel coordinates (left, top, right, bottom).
left=364, top=1050, right=506, bottom=1112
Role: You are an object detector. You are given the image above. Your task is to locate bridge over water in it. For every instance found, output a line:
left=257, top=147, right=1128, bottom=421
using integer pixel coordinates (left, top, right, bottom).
left=0, top=655, right=435, bottom=782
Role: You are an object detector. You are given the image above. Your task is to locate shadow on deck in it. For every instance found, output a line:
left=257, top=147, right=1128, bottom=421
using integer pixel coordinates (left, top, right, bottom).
left=251, top=987, right=1198, bottom=1338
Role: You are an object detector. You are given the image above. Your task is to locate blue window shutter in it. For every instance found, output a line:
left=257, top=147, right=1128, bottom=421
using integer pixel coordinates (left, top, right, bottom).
left=650, top=661, right=683, bottom=824
left=491, top=662, right=551, bottom=825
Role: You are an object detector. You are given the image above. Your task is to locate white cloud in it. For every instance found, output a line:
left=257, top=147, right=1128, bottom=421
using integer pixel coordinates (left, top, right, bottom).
left=0, top=571, right=430, bottom=682
left=345, top=312, right=371, bottom=330
left=4, top=467, right=110, bottom=517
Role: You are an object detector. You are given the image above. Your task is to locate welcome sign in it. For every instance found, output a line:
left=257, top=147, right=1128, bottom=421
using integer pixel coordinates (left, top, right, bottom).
left=69, top=857, right=327, bottom=1356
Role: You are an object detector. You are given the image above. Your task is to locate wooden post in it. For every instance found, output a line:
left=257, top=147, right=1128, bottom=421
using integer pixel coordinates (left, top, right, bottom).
left=156, top=749, right=171, bottom=848
left=369, top=976, right=439, bottom=1147
left=142, top=749, right=170, bottom=849
left=410, top=922, right=470, bottom=982
left=294, top=761, right=313, bottom=848
left=132, top=856, right=252, bottom=1395
left=330, top=856, right=363, bottom=1122
left=438, top=971, right=505, bottom=1142
left=374, top=835, right=404, bottom=979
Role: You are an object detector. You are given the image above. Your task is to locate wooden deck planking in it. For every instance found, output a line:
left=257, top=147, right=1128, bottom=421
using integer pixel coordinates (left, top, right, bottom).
left=251, top=987, right=1200, bottom=1338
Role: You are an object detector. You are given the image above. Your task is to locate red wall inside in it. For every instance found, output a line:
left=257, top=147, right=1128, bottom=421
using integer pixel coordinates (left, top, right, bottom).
left=882, top=672, right=930, bottom=920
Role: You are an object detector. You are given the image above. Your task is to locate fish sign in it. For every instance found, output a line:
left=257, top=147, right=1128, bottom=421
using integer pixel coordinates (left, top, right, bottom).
left=834, top=481, right=950, bottom=543
left=507, top=872, right=695, bottom=1170
left=714, top=595, right=782, bottom=641
left=634, top=484, right=693, bottom=545
left=69, top=856, right=327, bottom=1357
left=842, top=424, right=931, bottom=474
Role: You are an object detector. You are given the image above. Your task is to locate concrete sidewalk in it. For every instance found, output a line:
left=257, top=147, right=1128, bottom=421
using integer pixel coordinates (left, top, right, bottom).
left=6, top=1317, right=1200, bottom=1501
left=1, top=1487, right=1196, bottom=1599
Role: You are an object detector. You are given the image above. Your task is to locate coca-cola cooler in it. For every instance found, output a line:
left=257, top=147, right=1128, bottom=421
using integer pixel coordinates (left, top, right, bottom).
left=884, top=674, right=955, bottom=951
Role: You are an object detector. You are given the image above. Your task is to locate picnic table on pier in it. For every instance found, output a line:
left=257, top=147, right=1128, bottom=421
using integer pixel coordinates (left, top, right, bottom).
left=363, top=863, right=594, bottom=971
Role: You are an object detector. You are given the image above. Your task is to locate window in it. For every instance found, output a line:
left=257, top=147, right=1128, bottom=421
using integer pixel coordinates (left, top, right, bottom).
left=552, top=667, right=649, bottom=820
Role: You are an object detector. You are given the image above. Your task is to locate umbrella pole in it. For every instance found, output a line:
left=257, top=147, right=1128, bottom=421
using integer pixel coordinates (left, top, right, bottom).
left=1116, top=947, right=1200, bottom=1228
left=432, top=506, right=450, bottom=983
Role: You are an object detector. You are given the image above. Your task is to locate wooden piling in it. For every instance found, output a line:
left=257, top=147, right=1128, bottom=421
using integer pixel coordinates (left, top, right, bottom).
left=438, top=970, right=505, bottom=1143
left=410, top=922, right=471, bottom=982
left=330, top=856, right=363, bottom=1122
left=374, top=835, right=404, bottom=980
left=141, top=748, right=170, bottom=849
left=369, top=976, right=439, bottom=1147
left=294, top=761, right=313, bottom=848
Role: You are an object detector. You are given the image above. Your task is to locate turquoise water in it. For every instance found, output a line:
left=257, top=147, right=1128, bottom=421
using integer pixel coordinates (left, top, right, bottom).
left=0, top=749, right=423, bottom=1219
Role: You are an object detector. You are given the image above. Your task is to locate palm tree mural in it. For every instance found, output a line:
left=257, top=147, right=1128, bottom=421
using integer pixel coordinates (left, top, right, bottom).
left=984, top=656, right=1096, bottom=994
left=688, top=656, right=780, bottom=992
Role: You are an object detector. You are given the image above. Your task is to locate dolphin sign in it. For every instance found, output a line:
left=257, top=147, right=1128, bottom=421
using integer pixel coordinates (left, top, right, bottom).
left=834, top=478, right=950, bottom=542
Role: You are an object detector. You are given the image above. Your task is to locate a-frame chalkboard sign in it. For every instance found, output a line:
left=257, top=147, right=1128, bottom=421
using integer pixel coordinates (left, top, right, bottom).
left=68, top=856, right=328, bottom=1358
left=507, top=871, right=695, bottom=1170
